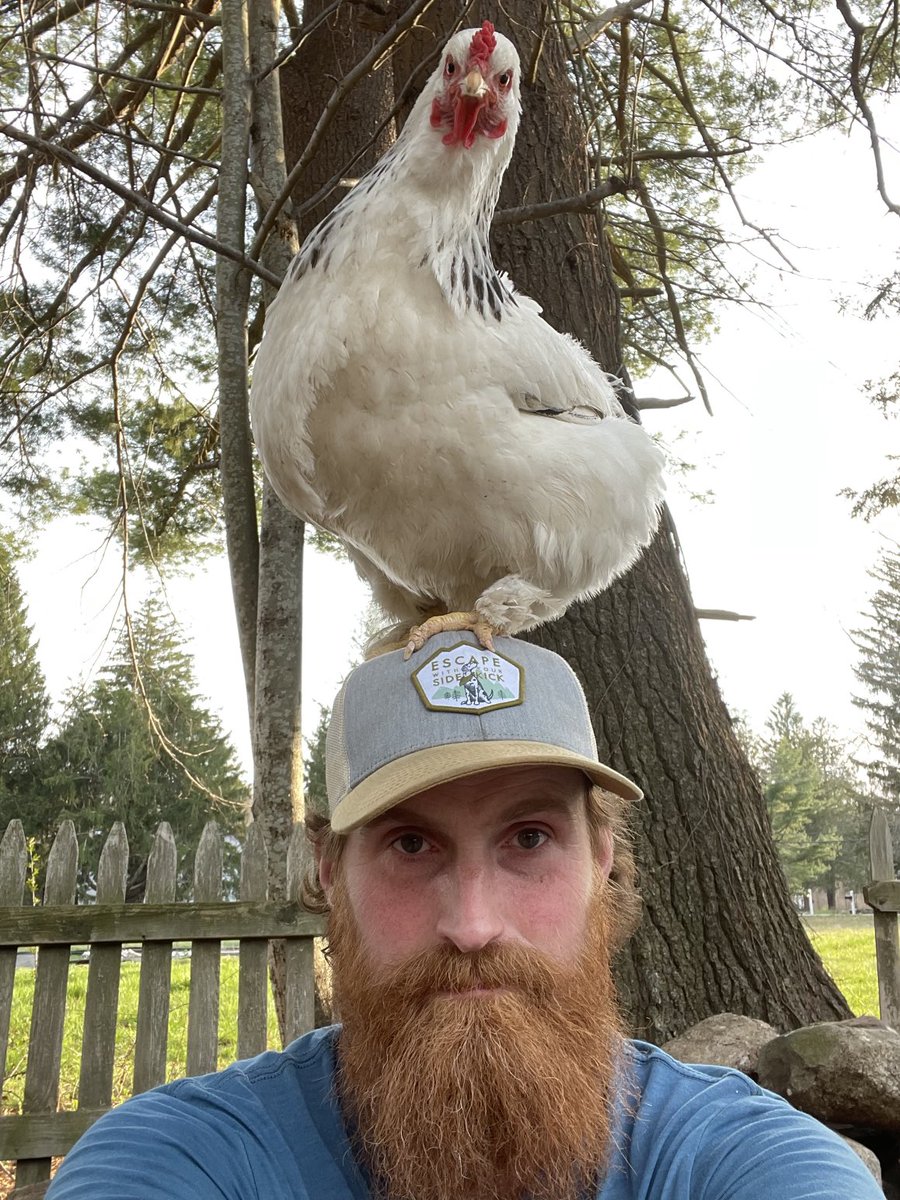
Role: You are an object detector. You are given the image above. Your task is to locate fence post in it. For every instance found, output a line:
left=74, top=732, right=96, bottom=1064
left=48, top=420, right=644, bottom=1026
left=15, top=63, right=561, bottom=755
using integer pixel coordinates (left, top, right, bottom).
left=78, top=823, right=128, bottom=1111
left=186, top=822, right=223, bottom=1077
left=0, top=821, right=27, bottom=1092
left=16, top=822, right=78, bottom=1192
left=284, top=823, right=316, bottom=1043
left=869, top=808, right=900, bottom=1029
left=133, top=823, right=177, bottom=1095
left=237, top=822, right=269, bottom=1059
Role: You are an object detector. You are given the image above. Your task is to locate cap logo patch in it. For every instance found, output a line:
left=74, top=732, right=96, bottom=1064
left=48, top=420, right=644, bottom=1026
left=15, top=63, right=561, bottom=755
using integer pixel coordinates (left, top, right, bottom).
left=413, top=641, right=524, bottom=713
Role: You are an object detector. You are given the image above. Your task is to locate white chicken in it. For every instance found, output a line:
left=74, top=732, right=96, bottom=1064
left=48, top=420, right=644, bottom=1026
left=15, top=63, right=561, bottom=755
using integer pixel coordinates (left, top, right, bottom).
left=250, top=21, right=664, bottom=656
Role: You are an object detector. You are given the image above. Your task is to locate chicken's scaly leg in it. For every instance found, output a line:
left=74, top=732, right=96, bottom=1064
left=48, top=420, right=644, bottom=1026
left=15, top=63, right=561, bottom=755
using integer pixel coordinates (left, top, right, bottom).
left=403, top=612, right=498, bottom=660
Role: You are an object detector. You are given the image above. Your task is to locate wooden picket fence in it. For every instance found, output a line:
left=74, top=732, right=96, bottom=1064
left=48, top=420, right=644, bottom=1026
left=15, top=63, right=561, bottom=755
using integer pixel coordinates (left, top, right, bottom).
left=865, top=807, right=900, bottom=1029
left=0, top=817, right=325, bottom=1198
left=0, top=809, right=894, bottom=1198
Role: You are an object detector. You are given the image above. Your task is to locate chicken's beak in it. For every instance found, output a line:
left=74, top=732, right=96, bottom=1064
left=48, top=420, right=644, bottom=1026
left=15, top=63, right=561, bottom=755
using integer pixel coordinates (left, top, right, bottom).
left=461, top=69, right=487, bottom=99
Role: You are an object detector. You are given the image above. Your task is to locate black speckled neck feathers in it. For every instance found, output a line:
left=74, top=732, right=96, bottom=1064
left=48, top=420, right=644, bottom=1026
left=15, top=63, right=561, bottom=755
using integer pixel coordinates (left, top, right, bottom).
left=284, top=57, right=518, bottom=323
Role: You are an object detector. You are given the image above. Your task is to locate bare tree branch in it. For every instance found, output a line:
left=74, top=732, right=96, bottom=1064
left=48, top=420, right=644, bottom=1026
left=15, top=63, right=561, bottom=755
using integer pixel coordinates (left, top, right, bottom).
left=564, top=0, right=655, bottom=56
left=634, top=394, right=693, bottom=409
left=598, top=142, right=753, bottom=165
left=493, top=177, right=632, bottom=224
left=631, top=169, right=712, bottom=412
left=31, top=50, right=220, bottom=95
left=695, top=609, right=756, bottom=622
left=250, top=0, right=439, bottom=261
left=0, top=122, right=280, bottom=284
left=836, top=0, right=900, bottom=217
left=0, top=13, right=173, bottom=204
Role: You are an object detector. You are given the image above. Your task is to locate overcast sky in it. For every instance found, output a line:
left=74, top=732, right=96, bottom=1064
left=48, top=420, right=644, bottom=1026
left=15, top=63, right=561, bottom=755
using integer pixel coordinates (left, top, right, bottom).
left=15, top=112, right=900, bottom=777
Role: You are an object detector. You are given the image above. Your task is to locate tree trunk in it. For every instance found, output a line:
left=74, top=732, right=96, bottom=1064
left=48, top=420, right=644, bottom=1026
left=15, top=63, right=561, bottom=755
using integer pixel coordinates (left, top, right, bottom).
left=279, top=0, right=397, bottom=235
left=485, top=12, right=850, bottom=1039
left=530, top=530, right=851, bottom=1039
left=248, top=0, right=306, bottom=1039
left=217, top=0, right=259, bottom=726
left=275, top=1, right=851, bottom=1040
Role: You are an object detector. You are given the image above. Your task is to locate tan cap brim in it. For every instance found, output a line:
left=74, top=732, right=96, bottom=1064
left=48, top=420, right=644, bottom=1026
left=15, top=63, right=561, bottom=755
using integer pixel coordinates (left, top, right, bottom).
left=330, top=740, right=643, bottom=833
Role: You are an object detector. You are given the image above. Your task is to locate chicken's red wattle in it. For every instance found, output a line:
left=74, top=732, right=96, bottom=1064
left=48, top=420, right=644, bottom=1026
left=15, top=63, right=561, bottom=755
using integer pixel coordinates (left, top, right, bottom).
left=431, top=95, right=508, bottom=148
left=447, top=95, right=485, bottom=148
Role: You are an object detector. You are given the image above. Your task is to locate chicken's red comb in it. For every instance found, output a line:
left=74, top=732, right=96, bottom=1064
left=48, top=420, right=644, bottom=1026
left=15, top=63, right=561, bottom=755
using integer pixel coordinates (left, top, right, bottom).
left=469, top=21, right=496, bottom=68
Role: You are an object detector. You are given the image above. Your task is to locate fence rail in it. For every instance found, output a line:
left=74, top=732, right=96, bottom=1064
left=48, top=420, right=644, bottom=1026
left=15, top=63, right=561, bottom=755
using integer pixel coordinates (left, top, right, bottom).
left=864, top=807, right=900, bottom=1029
left=0, top=817, right=325, bottom=1197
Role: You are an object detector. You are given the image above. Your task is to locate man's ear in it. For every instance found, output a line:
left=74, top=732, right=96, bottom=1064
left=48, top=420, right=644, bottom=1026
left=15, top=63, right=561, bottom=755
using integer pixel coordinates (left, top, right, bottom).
left=317, top=844, right=335, bottom=903
left=594, top=826, right=614, bottom=882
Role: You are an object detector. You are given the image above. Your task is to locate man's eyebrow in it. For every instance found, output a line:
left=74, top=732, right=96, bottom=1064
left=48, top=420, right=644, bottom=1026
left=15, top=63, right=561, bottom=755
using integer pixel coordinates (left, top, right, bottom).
left=365, top=794, right=579, bottom=832
left=500, top=796, right=579, bottom=823
left=365, top=805, right=434, bottom=831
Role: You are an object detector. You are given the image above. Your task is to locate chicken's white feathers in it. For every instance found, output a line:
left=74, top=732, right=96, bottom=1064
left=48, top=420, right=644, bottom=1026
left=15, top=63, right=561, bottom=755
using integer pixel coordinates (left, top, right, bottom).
left=251, top=23, right=664, bottom=634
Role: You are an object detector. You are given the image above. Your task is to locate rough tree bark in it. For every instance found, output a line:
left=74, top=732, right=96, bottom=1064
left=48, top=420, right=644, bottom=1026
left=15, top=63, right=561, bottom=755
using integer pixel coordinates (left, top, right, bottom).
left=531, top=528, right=852, bottom=1040
left=217, top=0, right=259, bottom=725
left=246, top=0, right=306, bottom=1036
left=270, top=0, right=851, bottom=1040
left=279, top=4, right=398, bottom=236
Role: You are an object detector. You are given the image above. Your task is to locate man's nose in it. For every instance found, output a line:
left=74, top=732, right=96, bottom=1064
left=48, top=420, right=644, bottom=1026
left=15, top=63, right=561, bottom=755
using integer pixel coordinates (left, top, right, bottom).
left=435, top=864, right=506, bottom=953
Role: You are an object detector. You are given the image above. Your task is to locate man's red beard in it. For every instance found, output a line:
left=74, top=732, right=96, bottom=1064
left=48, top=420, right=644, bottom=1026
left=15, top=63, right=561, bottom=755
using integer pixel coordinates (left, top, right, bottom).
left=327, top=878, right=624, bottom=1200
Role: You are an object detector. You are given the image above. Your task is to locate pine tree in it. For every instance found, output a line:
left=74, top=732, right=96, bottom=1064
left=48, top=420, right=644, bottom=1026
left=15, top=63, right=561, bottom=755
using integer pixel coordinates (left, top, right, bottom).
left=303, top=706, right=329, bottom=818
left=45, top=596, right=249, bottom=899
left=853, top=546, right=900, bottom=831
left=0, top=533, right=51, bottom=818
left=735, top=696, right=869, bottom=895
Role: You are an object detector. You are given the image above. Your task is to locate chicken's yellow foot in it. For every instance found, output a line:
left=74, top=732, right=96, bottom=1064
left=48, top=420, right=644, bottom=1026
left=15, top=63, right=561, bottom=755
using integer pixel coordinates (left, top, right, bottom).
left=403, top=612, right=497, bottom=660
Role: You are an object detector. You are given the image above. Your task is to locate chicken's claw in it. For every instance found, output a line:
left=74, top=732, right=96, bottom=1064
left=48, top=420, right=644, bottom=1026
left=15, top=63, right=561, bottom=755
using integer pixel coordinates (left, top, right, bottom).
left=403, top=611, right=497, bottom=660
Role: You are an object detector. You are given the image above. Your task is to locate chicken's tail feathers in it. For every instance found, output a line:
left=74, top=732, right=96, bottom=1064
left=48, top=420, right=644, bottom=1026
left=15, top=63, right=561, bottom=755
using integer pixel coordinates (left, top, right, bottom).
left=474, top=576, right=568, bottom=635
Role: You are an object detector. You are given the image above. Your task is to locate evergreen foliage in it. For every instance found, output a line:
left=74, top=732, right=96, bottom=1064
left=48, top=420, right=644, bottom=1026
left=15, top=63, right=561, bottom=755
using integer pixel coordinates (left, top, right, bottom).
left=38, top=597, right=249, bottom=899
left=0, top=531, right=51, bottom=812
left=303, top=705, right=329, bottom=818
left=738, top=694, right=864, bottom=892
left=853, top=545, right=900, bottom=825
left=843, top=261, right=900, bottom=519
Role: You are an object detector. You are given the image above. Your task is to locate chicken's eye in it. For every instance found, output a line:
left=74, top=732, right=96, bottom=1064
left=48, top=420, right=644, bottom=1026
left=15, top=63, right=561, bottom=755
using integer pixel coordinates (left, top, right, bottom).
left=444, top=57, right=457, bottom=76
left=497, top=70, right=512, bottom=89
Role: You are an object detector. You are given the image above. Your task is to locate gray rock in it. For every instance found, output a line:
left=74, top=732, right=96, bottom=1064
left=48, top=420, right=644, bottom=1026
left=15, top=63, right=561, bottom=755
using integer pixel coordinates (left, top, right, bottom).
left=661, top=1013, right=777, bottom=1079
left=841, top=1136, right=883, bottom=1185
left=757, top=1022, right=900, bottom=1133
left=838, top=1015, right=893, bottom=1031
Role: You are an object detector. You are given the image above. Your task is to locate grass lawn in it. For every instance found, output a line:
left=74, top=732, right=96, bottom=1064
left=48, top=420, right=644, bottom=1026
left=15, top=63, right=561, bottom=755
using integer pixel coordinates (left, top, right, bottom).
left=801, top=913, right=880, bottom=1016
left=1, top=957, right=282, bottom=1116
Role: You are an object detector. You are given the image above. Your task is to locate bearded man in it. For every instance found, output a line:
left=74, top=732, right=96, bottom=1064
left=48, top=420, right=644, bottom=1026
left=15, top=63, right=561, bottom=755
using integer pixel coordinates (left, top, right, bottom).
left=48, top=633, right=881, bottom=1200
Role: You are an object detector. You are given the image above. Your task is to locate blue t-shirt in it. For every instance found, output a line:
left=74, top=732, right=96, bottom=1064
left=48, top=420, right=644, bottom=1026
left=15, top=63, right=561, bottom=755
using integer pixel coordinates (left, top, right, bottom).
left=47, top=1027, right=881, bottom=1199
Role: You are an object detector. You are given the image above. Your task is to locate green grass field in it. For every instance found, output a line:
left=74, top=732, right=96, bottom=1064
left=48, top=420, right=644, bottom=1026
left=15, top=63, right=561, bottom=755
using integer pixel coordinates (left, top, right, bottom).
left=0, top=918, right=882, bottom=1118
left=1, top=957, right=281, bottom=1116
left=801, top=913, right=880, bottom=1016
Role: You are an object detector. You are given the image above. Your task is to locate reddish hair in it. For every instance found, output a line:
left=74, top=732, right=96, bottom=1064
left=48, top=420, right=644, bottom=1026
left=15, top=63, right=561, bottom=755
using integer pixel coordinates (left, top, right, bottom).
left=468, top=21, right=496, bottom=70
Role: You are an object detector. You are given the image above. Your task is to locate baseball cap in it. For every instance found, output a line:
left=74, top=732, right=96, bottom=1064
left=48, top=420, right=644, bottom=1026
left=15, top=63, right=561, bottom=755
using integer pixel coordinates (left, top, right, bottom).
left=325, top=631, right=642, bottom=833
